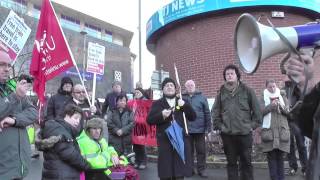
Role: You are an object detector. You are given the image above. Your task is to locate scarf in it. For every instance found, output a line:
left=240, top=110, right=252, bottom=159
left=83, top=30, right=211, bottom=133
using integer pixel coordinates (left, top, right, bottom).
left=224, top=81, right=239, bottom=95
left=166, top=98, right=176, bottom=109
left=262, top=88, right=285, bottom=128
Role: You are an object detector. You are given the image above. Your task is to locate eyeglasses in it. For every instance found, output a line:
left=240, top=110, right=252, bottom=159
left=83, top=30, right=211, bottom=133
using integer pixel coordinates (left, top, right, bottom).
left=74, top=91, right=86, bottom=94
left=0, top=62, right=12, bottom=69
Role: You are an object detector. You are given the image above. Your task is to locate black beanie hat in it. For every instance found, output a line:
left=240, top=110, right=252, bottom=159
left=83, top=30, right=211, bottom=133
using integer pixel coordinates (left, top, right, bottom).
left=161, top=77, right=176, bottom=90
left=61, top=76, right=73, bottom=87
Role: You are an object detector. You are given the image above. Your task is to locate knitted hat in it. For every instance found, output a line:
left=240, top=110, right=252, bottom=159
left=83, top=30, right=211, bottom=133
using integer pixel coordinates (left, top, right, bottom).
left=161, top=77, right=176, bottom=90
left=60, top=76, right=73, bottom=87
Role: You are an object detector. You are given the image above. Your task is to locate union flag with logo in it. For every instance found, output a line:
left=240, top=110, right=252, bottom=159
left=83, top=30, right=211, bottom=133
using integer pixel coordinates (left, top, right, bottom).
left=30, top=0, right=74, bottom=103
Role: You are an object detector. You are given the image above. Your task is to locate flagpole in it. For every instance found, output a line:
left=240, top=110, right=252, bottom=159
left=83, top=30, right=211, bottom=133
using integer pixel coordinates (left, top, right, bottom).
left=174, top=63, right=188, bottom=135
left=48, top=0, right=92, bottom=106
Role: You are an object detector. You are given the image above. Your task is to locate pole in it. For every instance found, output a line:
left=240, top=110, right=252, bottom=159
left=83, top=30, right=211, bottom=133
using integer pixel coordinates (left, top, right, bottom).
left=138, top=0, right=142, bottom=83
left=91, top=73, right=97, bottom=106
left=174, top=63, right=189, bottom=135
left=80, top=31, right=87, bottom=82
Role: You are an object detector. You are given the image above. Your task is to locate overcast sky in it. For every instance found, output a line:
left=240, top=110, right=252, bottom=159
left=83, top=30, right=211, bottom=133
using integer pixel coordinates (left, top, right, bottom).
left=53, top=0, right=173, bottom=88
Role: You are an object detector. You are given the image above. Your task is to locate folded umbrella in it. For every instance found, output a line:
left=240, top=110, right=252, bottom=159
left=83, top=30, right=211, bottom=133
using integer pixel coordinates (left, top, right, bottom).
left=165, top=120, right=185, bottom=164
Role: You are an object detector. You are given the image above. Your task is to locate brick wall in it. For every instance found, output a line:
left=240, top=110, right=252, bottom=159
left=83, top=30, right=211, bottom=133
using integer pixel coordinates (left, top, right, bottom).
left=153, top=8, right=320, bottom=98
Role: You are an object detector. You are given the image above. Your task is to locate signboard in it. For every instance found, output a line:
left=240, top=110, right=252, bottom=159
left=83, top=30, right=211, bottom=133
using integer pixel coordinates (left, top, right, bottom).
left=0, top=10, right=31, bottom=61
left=86, top=42, right=105, bottom=75
left=128, top=99, right=157, bottom=147
left=147, top=0, right=320, bottom=40
left=64, top=67, right=104, bottom=81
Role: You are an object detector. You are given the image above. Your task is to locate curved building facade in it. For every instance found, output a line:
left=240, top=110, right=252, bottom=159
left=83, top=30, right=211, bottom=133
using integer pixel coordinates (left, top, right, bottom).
left=147, top=0, right=320, bottom=98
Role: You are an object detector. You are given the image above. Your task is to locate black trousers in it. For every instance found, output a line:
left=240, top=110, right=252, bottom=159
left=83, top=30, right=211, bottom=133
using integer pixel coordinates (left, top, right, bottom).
left=221, top=133, right=254, bottom=180
left=267, top=149, right=285, bottom=180
left=287, top=123, right=308, bottom=172
left=189, top=133, right=206, bottom=173
left=133, top=144, right=147, bottom=165
left=160, top=177, right=184, bottom=180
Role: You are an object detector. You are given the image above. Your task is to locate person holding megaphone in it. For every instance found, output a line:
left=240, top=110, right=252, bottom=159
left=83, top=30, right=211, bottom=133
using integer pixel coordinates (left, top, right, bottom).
left=286, top=48, right=320, bottom=180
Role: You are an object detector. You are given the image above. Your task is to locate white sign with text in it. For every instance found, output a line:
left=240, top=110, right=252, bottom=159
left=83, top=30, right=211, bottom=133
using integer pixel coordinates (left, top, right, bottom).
left=0, top=10, right=31, bottom=61
left=86, top=42, right=105, bottom=75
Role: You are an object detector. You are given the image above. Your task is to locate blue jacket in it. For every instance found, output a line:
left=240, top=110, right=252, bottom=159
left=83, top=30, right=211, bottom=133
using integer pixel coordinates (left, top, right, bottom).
left=183, top=91, right=212, bottom=133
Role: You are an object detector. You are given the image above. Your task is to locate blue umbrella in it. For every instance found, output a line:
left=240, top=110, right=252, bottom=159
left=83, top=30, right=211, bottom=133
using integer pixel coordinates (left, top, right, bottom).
left=165, top=120, right=185, bottom=164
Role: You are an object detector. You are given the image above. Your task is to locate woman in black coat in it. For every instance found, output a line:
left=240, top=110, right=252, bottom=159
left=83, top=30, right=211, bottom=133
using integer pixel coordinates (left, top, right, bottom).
left=147, top=78, right=196, bottom=180
left=41, top=104, right=90, bottom=180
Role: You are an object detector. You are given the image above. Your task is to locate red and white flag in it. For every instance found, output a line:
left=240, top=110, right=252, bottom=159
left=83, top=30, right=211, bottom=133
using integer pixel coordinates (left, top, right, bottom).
left=30, top=0, right=74, bottom=103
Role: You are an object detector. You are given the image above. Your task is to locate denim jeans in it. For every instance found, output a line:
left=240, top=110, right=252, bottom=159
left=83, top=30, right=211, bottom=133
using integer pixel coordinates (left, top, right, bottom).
left=287, top=122, right=307, bottom=172
left=267, top=149, right=285, bottom=180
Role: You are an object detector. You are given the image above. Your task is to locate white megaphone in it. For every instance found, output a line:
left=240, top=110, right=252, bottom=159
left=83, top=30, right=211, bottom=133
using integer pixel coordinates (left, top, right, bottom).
left=235, top=13, right=320, bottom=74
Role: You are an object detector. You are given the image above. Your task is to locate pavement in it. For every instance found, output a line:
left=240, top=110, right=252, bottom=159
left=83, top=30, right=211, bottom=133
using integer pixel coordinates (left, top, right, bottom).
left=26, top=154, right=306, bottom=180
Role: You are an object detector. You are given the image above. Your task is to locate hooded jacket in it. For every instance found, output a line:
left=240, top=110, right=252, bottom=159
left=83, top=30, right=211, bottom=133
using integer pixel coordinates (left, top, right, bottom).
left=41, top=119, right=90, bottom=180
left=45, top=77, right=73, bottom=121
left=212, top=82, right=262, bottom=135
left=0, top=81, right=37, bottom=180
left=77, top=119, right=124, bottom=176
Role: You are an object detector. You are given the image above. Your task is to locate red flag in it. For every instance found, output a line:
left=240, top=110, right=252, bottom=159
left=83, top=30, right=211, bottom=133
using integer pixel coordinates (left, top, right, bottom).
left=30, top=0, right=74, bottom=103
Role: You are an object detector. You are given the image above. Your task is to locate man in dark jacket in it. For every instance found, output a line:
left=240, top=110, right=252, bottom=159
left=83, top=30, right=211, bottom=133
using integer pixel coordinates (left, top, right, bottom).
left=64, top=84, right=100, bottom=132
left=283, top=81, right=308, bottom=176
left=45, top=76, right=73, bottom=121
left=212, top=64, right=262, bottom=180
left=41, top=104, right=90, bottom=180
left=0, top=50, right=38, bottom=179
left=286, top=48, right=319, bottom=180
left=147, top=77, right=196, bottom=180
left=102, top=81, right=124, bottom=116
left=182, top=79, right=211, bottom=178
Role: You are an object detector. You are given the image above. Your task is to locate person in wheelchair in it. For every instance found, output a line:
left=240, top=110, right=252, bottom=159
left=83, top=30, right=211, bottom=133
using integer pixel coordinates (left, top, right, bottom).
left=77, top=117, right=139, bottom=180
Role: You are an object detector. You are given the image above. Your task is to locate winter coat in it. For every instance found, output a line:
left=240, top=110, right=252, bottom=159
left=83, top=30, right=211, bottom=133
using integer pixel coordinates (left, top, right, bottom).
left=212, top=82, right=262, bottom=135
left=260, top=94, right=290, bottom=153
left=107, top=108, right=135, bottom=155
left=147, top=97, right=196, bottom=178
left=293, top=82, right=320, bottom=180
left=182, top=91, right=212, bottom=133
left=41, top=119, right=90, bottom=180
left=64, top=98, right=101, bottom=121
left=0, top=83, right=38, bottom=180
left=102, top=91, right=125, bottom=116
left=45, top=92, right=72, bottom=121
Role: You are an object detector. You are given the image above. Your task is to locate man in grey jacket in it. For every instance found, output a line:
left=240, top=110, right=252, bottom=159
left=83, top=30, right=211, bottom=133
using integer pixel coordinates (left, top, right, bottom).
left=0, top=50, right=38, bottom=180
left=183, top=80, right=212, bottom=178
left=212, top=64, right=262, bottom=180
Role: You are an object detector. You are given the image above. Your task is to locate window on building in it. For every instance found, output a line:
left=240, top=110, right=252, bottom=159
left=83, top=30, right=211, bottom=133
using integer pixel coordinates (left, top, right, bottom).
left=102, top=30, right=113, bottom=42
left=0, top=0, right=27, bottom=14
left=31, top=4, right=41, bottom=19
left=60, top=14, right=81, bottom=32
left=84, top=23, right=102, bottom=39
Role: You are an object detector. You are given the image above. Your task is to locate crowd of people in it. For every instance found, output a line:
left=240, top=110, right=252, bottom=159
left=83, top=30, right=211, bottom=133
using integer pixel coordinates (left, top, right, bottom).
left=0, top=46, right=319, bottom=180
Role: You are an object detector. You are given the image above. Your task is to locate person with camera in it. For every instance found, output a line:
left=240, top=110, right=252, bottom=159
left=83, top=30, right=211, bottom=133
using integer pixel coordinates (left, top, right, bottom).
left=0, top=50, right=38, bottom=180
left=260, top=79, right=290, bottom=180
left=286, top=48, right=320, bottom=180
